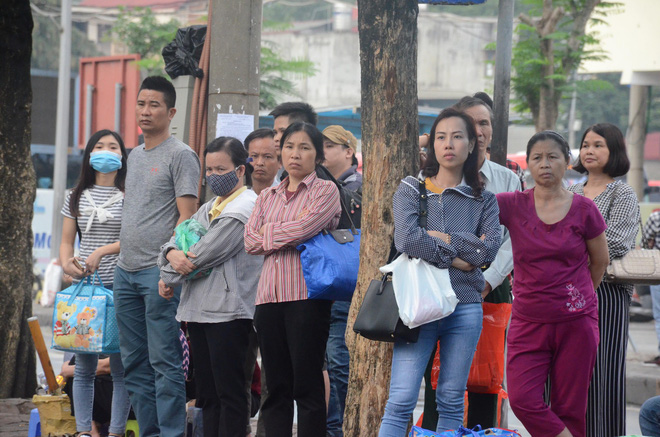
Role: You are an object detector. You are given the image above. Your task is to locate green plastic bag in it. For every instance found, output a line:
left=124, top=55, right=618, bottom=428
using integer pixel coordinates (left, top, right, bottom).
left=174, top=219, right=210, bottom=279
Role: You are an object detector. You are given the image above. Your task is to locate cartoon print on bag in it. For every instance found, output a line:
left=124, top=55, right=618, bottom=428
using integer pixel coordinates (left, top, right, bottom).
left=54, top=301, right=78, bottom=348
left=566, top=283, right=586, bottom=312
left=74, top=307, right=97, bottom=348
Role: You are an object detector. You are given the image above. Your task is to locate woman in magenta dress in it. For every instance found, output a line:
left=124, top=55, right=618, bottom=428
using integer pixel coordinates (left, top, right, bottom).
left=497, top=131, right=609, bottom=437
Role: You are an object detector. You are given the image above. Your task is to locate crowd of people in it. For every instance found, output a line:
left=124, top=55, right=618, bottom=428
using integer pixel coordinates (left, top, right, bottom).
left=58, top=74, right=649, bottom=437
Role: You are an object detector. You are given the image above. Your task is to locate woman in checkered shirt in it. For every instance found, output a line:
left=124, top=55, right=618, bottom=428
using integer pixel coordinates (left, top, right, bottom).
left=569, top=123, right=640, bottom=437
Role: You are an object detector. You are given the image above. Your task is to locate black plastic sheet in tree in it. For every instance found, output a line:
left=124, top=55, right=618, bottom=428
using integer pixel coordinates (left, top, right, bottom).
left=162, top=25, right=207, bottom=79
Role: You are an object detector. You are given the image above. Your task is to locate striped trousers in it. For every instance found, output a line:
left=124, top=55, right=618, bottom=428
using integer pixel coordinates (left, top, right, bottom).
left=586, top=282, right=630, bottom=437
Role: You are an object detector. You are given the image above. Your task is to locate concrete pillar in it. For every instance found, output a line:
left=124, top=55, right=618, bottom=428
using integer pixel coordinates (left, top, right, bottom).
left=626, top=85, right=649, bottom=201
left=207, top=0, right=262, bottom=137
left=490, top=0, right=514, bottom=166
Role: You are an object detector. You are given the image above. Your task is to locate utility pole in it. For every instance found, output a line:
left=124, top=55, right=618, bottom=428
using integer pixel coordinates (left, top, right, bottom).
left=490, top=0, right=514, bottom=166
left=50, top=0, right=72, bottom=260
left=207, top=0, right=262, bottom=141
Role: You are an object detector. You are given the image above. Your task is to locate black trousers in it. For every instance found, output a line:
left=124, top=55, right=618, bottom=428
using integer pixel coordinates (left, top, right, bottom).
left=254, top=300, right=332, bottom=437
left=187, top=319, right=253, bottom=437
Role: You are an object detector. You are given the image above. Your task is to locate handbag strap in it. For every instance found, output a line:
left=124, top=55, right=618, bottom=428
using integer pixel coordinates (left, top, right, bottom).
left=66, top=272, right=111, bottom=306
left=339, top=193, right=358, bottom=235
left=418, top=178, right=428, bottom=229
left=384, top=178, right=429, bottom=266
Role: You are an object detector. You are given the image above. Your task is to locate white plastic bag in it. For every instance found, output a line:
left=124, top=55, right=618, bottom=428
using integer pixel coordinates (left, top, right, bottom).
left=380, top=253, right=458, bottom=328
left=41, top=259, right=62, bottom=307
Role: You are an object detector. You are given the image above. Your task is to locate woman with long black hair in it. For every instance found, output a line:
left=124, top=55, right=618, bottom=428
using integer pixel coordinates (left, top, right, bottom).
left=59, top=129, right=131, bottom=437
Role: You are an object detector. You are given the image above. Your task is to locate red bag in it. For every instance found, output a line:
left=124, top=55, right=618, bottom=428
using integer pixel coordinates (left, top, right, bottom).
left=467, top=302, right=512, bottom=394
left=431, top=342, right=440, bottom=390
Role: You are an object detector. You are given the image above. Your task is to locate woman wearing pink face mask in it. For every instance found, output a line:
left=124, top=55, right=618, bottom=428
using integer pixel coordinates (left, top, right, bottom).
left=59, top=129, right=131, bottom=437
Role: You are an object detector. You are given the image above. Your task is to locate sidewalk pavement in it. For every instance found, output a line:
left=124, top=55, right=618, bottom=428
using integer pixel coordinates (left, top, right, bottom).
left=626, top=319, right=660, bottom=407
left=4, top=304, right=659, bottom=436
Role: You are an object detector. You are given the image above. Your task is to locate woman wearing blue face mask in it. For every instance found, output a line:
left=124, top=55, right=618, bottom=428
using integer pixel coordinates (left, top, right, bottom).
left=157, top=136, right=263, bottom=437
left=59, top=129, right=131, bottom=437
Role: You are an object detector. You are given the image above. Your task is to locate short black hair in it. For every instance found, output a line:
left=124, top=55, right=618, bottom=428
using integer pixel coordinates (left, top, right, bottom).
left=422, top=108, right=482, bottom=197
left=139, top=76, right=176, bottom=109
left=473, top=92, right=493, bottom=109
left=244, top=128, right=275, bottom=151
left=573, top=123, right=630, bottom=178
left=205, top=136, right=252, bottom=186
left=269, top=102, right=318, bottom=126
left=526, top=130, right=571, bottom=163
left=453, top=96, right=494, bottom=125
left=280, top=122, right=325, bottom=165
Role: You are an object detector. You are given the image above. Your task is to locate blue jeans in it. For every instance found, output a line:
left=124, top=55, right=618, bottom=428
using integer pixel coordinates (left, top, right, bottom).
left=326, top=300, right=351, bottom=437
left=641, top=395, right=660, bottom=436
left=379, top=303, right=483, bottom=436
left=651, top=285, right=660, bottom=355
left=73, top=353, right=131, bottom=434
left=113, top=266, right=186, bottom=437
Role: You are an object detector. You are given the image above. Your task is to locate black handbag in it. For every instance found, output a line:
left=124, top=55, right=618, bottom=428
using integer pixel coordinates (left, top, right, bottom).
left=352, top=179, right=428, bottom=343
left=353, top=271, right=420, bottom=342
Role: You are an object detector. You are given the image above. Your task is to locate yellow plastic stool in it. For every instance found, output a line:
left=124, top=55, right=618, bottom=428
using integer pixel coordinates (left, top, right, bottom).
left=125, top=419, right=139, bottom=437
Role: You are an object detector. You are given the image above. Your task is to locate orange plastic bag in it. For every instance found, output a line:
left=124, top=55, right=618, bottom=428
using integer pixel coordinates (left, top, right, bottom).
left=431, top=342, right=440, bottom=390
left=467, top=302, right=512, bottom=394
left=429, top=303, right=511, bottom=393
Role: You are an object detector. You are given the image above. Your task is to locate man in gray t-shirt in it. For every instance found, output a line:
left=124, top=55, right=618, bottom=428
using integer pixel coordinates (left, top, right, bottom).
left=118, top=135, right=199, bottom=271
left=114, top=76, right=199, bottom=437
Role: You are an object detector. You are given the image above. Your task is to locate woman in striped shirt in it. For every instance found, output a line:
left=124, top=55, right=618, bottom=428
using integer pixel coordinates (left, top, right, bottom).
left=59, top=129, right=131, bottom=437
left=245, top=122, right=341, bottom=437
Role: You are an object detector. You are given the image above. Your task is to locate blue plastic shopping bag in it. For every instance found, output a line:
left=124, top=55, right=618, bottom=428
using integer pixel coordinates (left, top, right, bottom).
left=409, top=426, right=521, bottom=437
left=52, top=272, right=119, bottom=354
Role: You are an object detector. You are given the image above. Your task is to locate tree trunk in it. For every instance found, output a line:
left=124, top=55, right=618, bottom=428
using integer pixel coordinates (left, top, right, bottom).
left=0, top=0, right=38, bottom=398
left=344, top=1, right=419, bottom=435
left=533, top=1, right=563, bottom=131
left=524, top=0, right=602, bottom=131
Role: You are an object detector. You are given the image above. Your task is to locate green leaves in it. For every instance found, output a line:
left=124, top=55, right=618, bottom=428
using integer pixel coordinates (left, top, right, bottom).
left=511, top=0, right=613, bottom=129
left=259, top=26, right=317, bottom=109
left=107, top=9, right=316, bottom=108
left=109, top=6, right=180, bottom=77
left=31, top=0, right=99, bottom=71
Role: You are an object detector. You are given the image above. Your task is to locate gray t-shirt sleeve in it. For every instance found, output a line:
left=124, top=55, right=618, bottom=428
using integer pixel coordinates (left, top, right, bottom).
left=173, top=149, right=201, bottom=198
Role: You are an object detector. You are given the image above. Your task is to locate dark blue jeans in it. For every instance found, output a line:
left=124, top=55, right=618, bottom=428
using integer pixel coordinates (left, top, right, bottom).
left=326, top=300, right=351, bottom=437
left=641, top=395, right=660, bottom=436
left=114, top=266, right=186, bottom=437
